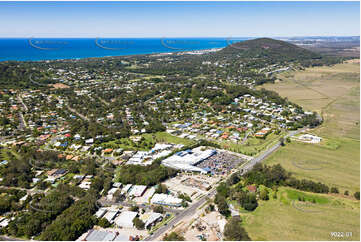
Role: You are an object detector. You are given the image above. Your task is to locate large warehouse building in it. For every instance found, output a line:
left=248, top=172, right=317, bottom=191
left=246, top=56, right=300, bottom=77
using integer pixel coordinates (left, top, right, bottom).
left=161, top=147, right=216, bottom=173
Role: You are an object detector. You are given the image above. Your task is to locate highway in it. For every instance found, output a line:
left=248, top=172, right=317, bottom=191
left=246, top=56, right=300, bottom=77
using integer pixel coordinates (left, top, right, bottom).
left=144, top=128, right=306, bottom=241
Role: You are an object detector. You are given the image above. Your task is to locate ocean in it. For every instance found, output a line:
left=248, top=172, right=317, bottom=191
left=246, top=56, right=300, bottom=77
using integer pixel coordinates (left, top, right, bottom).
left=0, top=37, right=249, bottom=62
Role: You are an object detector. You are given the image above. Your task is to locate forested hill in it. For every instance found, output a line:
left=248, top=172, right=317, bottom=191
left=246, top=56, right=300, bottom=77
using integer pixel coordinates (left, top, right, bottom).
left=220, top=38, right=321, bottom=60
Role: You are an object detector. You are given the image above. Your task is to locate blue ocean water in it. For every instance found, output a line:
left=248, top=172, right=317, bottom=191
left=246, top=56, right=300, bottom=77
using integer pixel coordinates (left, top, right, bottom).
left=0, top=38, right=249, bottom=62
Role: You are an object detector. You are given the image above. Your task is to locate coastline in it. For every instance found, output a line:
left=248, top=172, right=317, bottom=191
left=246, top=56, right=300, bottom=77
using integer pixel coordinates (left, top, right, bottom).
left=0, top=47, right=224, bottom=63
left=0, top=37, right=234, bottom=63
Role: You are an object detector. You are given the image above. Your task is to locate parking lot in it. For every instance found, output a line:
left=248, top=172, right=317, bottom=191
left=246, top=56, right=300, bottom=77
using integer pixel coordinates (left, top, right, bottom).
left=196, top=151, right=246, bottom=176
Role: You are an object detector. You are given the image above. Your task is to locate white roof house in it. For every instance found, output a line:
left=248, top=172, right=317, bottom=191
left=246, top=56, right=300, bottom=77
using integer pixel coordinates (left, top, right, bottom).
left=19, top=194, right=28, bottom=203
left=79, top=180, right=92, bottom=190
left=0, top=218, right=9, bottom=228
left=113, top=182, right=122, bottom=188
left=114, top=211, right=138, bottom=228
left=85, top=138, right=94, bottom=144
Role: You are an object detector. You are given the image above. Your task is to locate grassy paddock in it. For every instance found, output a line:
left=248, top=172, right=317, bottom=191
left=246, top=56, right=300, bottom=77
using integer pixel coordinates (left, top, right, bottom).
left=260, top=61, right=360, bottom=191
left=243, top=187, right=360, bottom=241
left=265, top=138, right=359, bottom=192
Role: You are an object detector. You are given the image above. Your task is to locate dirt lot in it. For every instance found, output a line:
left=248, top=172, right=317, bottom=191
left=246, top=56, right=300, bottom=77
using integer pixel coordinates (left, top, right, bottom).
left=163, top=174, right=219, bottom=201
left=164, top=207, right=226, bottom=241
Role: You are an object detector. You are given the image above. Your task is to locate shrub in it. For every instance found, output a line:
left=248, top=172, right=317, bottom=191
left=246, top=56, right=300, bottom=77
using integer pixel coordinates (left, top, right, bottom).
left=354, top=192, right=360, bottom=200
left=331, top=187, right=339, bottom=194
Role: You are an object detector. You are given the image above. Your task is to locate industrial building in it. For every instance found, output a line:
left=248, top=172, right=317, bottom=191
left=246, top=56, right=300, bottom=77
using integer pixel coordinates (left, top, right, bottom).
left=128, top=185, right=147, bottom=197
left=161, top=147, right=217, bottom=173
left=151, top=193, right=183, bottom=207
left=114, top=211, right=138, bottom=228
left=85, top=230, right=117, bottom=241
left=140, top=212, right=163, bottom=229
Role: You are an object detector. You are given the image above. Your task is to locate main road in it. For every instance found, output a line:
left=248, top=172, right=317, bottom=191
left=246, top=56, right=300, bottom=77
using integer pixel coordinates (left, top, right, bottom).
left=144, top=128, right=306, bottom=241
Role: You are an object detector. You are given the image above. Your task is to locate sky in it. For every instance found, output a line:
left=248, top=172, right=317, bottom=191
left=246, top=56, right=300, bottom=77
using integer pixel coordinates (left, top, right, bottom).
left=0, top=1, right=359, bottom=37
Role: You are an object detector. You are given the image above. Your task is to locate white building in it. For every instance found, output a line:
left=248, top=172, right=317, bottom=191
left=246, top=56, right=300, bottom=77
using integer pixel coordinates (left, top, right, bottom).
left=141, top=212, right=163, bottom=229
left=151, top=193, right=182, bottom=207
left=104, top=210, right=119, bottom=223
left=95, top=208, right=107, bottom=218
left=0, top=218, right=9, bottom=228
left=298, top=134, right=322, bottom=144
left=114, top=211, right=138, bottom=228
left=161, top=147, right=216, bottom=173
left=128, top=185, right=147, bottom=197
left=107, top=187, right=119, bottom=200
left=121, top=184, right=133, bottom=194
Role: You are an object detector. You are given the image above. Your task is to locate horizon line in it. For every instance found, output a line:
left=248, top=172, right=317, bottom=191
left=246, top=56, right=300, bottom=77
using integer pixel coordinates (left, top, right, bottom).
left=0, top=35, right=359, bottom=38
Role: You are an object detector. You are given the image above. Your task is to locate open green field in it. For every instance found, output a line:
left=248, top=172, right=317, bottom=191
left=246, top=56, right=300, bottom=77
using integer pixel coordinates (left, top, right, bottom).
left=251, top=61, right=360, bottom=240
left=260, top=61, right=360, bottom=192
left=143, top=132, right=194, bottom=146
left=265, top=138, right=359, bottom=193
left=243, top=187, right=360, bottom=241
left=100, top=132, right=194, bottom=151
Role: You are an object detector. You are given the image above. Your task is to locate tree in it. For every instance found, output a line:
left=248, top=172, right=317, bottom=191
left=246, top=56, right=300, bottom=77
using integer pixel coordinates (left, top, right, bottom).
left=155, top=184, right=168, bottom=194
left=354, top=192, right=360, bottom=200
left=153, top=205, right=164, bottom=214
left=238, top=192, right=258, bottom=211
left=215, top=195, right=230, bottom=216
left=279, top=137, right=285, bottom=146
left=132, top=217, right=145, bottom=230
left=130, top=206, right=139, bottom=212
left=178, top=193, right=192, bottom=202
left=227, top=172, right=240, bottom=186
left=224, top=217, right=250, bottom=241
left=216, top=182, right=230, bottom=198
left=113, top=189, right=125, bottom=202
left=98, top=218, right=111, bottom=228
left=344, top=190, right=349, bottom=196
left=331, top=187, right=339, bottom=194
left=259, top=189, right=269, bottom=201
left=163, top=232, right=185, bottom=241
